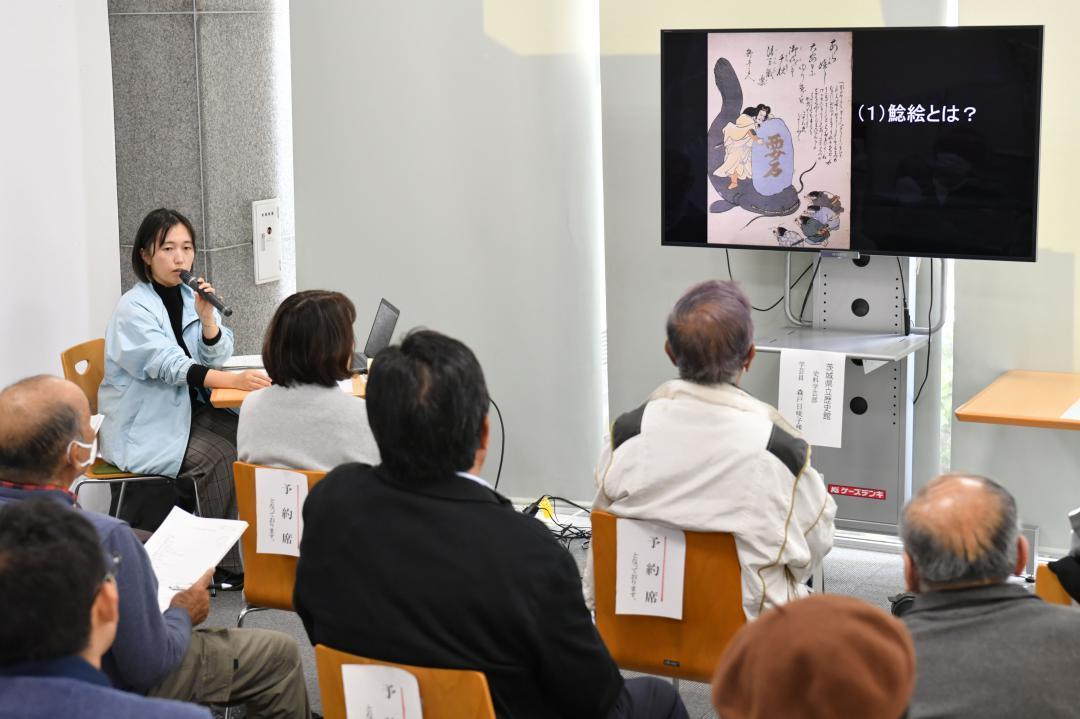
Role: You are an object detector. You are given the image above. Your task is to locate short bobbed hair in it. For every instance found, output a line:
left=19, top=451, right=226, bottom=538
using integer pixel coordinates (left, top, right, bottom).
left=666, top=280, right=754, bottom=385
left=262, top=290, right=357, bottom=388
left=131, top=208, right=197, bottom=283
left=366, top=330, right=489, bottom=479
left=0, top=499, right=107, bottom=665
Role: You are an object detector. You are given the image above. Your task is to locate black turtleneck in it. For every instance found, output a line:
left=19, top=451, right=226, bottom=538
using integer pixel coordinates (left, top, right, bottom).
left=151, top=280, right=220, bottom=398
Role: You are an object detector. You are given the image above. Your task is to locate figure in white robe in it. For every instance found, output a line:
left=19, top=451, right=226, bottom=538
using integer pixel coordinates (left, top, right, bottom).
left=714, top=111, right=766, bottom=189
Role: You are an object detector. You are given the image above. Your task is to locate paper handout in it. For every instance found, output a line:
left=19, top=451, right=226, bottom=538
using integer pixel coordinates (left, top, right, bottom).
left=342, top=665, right=423, bottom=719
left=222, top=354, right=264, bottom=369
left=256, top=467, right=308, bottom=557
left=778, top=349, right=846, bottom=448
left=615, top=518, right=687, bottom=620
left=143, top=507, right=248, bottom=612
left=1060, top=398, right=1080, bottom=421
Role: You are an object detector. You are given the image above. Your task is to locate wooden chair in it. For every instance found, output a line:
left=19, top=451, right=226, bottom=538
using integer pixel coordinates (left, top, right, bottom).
left=590, top=509, right=746, bottom=683
left=233, top=461, right=326, bottom=626
left=1035, top=563, right=1075, bottom=606
left=61, top=339, right=180, bottom=516
left=315, top=645, right=496, bottom=719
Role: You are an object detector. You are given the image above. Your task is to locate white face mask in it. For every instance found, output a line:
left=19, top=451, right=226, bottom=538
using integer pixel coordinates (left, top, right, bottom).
left=69, top=414, right=103, bottom=469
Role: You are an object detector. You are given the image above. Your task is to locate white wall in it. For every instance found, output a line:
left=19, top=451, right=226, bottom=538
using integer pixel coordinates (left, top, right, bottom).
left=0, top=0, right=120, bottom=386
left=947, top=0, right=1080, bottom=552
left=289, top=1, right=607, bottom=500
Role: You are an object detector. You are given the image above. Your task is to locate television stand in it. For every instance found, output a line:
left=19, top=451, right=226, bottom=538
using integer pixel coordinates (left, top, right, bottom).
left=753, top=254, right=944, bottom=534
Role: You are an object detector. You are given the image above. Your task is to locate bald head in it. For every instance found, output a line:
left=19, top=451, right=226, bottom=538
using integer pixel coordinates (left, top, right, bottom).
left=901, top=474, right=1021, bottom=589
left=0, top=375, right=90, bottom=485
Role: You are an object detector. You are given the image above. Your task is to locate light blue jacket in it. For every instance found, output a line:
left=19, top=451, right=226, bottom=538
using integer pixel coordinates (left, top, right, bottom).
left=98, top=282, right=234, bottom=477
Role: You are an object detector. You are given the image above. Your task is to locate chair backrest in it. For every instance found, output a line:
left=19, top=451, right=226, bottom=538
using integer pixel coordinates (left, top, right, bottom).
left=315, top=644, right=496, bottom=719
left=233, top=461, right=327, bottom=610
left=60, top=339, right=105, bottom=414
left=591, top=508, right=746, bottom=682
left=1035, top=563, right=1074, bottom=606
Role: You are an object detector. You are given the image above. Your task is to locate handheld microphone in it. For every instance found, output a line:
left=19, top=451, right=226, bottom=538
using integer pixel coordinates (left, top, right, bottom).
left=179, top=270, right=233, bottom=317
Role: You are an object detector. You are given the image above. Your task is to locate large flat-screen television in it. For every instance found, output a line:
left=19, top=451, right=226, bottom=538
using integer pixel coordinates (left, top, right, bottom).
left=661, top=27, right=1043, bottom=261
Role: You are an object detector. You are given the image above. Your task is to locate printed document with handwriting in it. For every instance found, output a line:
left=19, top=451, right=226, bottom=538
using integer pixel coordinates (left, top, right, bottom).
left=143, top=507, right=248, bottom=612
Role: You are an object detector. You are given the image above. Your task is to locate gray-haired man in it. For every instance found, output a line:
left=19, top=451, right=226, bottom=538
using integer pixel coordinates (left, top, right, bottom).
left=901, top=473, right=1080, bottom=719
left=584, top=280, right=835, bottom=620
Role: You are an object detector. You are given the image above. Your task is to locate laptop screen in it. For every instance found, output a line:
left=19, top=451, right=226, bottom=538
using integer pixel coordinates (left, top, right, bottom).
left=363, top=298, right=400, bottom=358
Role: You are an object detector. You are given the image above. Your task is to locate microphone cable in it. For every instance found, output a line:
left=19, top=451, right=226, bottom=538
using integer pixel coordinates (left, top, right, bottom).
left=490, top=397, right=505, bottom=491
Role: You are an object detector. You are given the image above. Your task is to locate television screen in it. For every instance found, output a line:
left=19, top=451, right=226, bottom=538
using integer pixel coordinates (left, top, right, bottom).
left=661, top=27, right=1042, bottom=261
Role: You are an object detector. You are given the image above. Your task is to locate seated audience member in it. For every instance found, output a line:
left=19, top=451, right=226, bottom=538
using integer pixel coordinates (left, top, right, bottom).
left=0, top=375, right=310, bottom=718
left=238, top=290, right=379, bottom=471
left=98, top=208, right=268, bottom=577
left=1047, top=506, right=1080, bottom=603
left=585, top=280, right=835, bottom=619
left=0, top=499, right=210, bottom=719
left=712, top=594, right=915, bottom=719
left=295, top=330, right=688, bottom=719
left=900, top=473, right=1080, bottom=718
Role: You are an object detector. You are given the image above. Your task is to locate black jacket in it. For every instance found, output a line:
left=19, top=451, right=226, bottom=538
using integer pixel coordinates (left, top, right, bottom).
left=294, top=463, right=624, bottom=718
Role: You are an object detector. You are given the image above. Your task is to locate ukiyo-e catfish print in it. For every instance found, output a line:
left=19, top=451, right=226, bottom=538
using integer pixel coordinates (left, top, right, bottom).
left=707, top=31, right=852, bottom=250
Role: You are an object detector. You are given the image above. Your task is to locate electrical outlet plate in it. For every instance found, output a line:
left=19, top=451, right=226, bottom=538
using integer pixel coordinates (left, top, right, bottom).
left=252, top=198, right=281, bottom=285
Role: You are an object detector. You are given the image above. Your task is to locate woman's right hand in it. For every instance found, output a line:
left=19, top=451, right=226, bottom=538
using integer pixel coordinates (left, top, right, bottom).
left=231, top=369, right=271, bottom=391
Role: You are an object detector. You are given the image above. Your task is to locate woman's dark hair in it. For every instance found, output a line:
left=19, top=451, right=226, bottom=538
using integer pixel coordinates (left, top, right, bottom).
left=131, top=208, right=197, bottom=282
left=0, top=499, right=106, bottom=665
left=262, top=290, right=357, bottom=388
left=366, top=330, right=489, bottom=479
left=743, top=103, right=771, bottom=118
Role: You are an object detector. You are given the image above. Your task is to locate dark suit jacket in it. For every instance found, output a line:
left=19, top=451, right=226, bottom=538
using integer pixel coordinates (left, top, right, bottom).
left=294, top=464, right=624, bottom=719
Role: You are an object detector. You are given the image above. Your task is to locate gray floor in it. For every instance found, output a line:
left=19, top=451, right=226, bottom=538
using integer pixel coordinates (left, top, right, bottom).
left=203, top=544, right=904, bottom=718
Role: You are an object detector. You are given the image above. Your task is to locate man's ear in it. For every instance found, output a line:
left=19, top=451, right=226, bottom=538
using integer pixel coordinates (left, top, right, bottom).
left=478, top=414, right=490, bottom=453
left=97, top=580, right=120, bottom=626
left=744, top=345, right=757, bottom=372
left=1014, top=535, right=1029, bottom=577
left=664, top=340, right=677, bottom=367
left=903, top=551, right=920, bottom=592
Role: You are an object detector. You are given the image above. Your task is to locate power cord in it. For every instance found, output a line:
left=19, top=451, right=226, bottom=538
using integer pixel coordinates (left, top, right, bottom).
left=490, top=397, right=505, bottom=491
left=523, top=495, right=592, bottom=549
left=797, top=257, right=822, bottom=323
left=913, top=260, right=934, bottom=404
left=725, top=250, right=814, bottom=312
left=896, top=257, right=912, bottom=333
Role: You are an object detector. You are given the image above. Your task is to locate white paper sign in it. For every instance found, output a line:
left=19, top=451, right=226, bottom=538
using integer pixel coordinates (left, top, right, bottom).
left=615, top=518, right=686, bottom=620
left=144, top=507, right=248, bottom=612
left=342, top=665, right=423, bottom=719
left=255, top=467, right=308, bottom=557
left=778, top=349, right=846, bottom=448
left=1060, top=398, right=1080, bottom=421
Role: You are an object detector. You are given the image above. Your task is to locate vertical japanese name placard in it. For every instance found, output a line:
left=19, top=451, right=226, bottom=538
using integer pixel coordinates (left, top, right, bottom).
left=341, top=665, right=423, bottom=719
left=255, top=467, right=308, bottom=557
left=778, top=349, right=846, bottom=448
left=615, top=518, right=687, bottom=620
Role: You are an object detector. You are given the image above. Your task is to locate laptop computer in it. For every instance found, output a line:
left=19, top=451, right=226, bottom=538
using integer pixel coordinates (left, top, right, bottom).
left=352, top=298, right=400, bottom=372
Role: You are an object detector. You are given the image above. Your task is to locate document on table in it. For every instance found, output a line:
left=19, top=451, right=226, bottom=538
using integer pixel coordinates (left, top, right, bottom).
left=144, top=507, right=248, bottom=612
left=342, top=665, right=423, bottom=719
left=223, top=354, right=264, bottom=370
left=615, top=517, right=686, bottom=620
left=1060, top=398, right=1080, bottom=421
